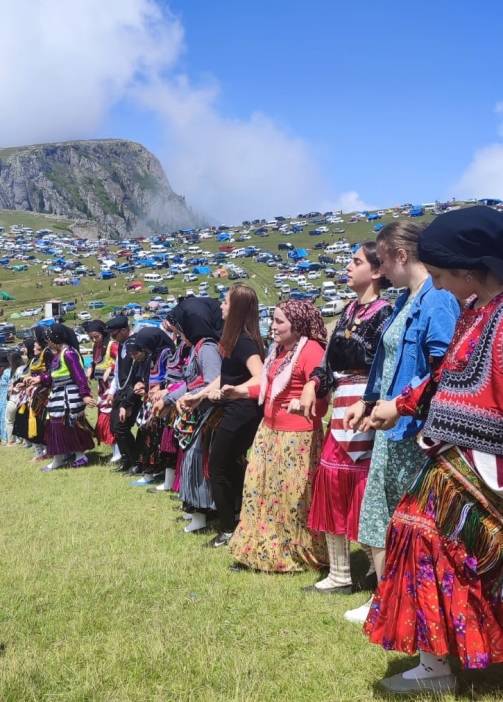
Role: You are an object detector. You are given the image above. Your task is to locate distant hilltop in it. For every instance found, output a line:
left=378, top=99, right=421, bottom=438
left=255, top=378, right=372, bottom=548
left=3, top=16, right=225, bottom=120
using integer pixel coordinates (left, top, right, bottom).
left=0, top=139, right=205, bottom=238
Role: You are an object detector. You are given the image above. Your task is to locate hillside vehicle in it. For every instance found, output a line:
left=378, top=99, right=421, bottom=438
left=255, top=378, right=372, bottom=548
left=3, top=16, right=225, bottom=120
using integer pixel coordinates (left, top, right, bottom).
left=89, top=300, right=105, bottom=309
left=321, top=299, right=345, bottom=316
left=77, top=311, right=92, bottom=321
left=144, top=273, right=163, bottom=283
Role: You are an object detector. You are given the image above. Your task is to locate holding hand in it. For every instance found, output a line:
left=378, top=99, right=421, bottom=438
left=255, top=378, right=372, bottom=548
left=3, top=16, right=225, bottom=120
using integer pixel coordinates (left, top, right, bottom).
left=220, top=384, right=247, bottom=400
left=343, top=400, right=366, bottom=431
left=299, top=380, right=317, bottom=418
left=83, top=395, right=96, bottom=408
left=369, top=399, right=399, bottom=430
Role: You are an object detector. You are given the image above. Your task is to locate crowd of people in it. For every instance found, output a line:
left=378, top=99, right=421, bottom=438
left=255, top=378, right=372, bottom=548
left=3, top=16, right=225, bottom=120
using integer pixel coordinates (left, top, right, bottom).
left=1, top=207, right=502, bottom=695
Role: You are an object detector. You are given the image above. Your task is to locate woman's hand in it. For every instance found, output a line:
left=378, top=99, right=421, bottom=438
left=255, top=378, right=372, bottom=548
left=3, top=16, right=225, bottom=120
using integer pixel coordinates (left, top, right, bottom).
left=220, top=384, right=248, bottom=400
left=207, top=389, right=222, bottom=402
left=84, top=395, right=96, bottom=408
left=284, top=398, right=302, bottom=414
left=153, top=398, right=166, bottom=416
left=343, top=400, right=366, bottom=430
left=177, top=393, right=203, bottom=412
left=369, top=399, right=399, bottom=430
left=299, top=380, right=317, bottom=418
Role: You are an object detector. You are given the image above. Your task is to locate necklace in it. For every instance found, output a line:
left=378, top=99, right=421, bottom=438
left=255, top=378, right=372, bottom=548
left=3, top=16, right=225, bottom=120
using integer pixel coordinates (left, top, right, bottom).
left=343, top=297, right=378, bottom=339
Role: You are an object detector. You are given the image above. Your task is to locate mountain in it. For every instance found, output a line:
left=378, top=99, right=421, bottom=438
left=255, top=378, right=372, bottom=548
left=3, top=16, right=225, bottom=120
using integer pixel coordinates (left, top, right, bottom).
left=0, top=139, right=204, bottom=238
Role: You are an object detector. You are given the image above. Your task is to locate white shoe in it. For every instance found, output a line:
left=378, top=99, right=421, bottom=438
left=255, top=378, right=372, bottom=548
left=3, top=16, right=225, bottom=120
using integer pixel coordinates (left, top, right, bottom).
left=182, top=511, right=193, bottom=520
left=109, top=454, right=122, bottom=464
left=344, top=598, right=372, bottom=624
left=184, top=512, right=207, bottom=533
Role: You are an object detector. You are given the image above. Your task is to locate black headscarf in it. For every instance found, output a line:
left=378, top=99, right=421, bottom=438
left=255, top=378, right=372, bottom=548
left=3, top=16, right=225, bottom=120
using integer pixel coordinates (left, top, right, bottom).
left=47, top=323, right=80, bottom=352
left=24, top=338, right=36, bottom=361
left=87, top=319, right=108, bottom=336
left=34, top=326, right=48, bottom=345
left=418, top=205, right=503, bottom=280
left=168, top=297, right=223, bottom=344
left=128, top=326, right=174, bottom=361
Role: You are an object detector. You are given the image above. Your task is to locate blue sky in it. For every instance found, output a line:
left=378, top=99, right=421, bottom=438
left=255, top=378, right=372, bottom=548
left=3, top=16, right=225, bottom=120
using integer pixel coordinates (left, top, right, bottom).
left=2, top=1, right=503, bottom=222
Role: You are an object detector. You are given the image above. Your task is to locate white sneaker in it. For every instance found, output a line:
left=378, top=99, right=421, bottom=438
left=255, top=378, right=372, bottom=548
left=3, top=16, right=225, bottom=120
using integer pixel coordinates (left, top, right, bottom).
left=184, top=512, right=207, bottom=533
left=344, top=598, right=372, bottom=624
left=109, top=454, right=122, bottom=464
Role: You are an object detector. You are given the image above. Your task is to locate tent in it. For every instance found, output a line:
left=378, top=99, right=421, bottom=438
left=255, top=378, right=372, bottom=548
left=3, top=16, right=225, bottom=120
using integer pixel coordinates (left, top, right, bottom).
left=373, top=223, right=384, bottom=232
left=0, top=291, right=14, bottom=300
left=192, top=266, right=211, bottom=275
left=288, top=248, right=308, bottom=260
left=409, top=206, right=424, bottom=217
left=216, top=232, right=231, bottom=242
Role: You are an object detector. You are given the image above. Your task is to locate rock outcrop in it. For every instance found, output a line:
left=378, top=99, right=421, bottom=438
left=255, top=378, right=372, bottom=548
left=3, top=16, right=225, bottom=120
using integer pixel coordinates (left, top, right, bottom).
left=0, top=139, right=204, bottom=238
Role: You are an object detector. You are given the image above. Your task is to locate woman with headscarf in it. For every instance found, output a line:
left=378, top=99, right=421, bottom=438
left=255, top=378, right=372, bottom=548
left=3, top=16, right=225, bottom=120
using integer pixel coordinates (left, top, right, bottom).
left=227, top=300, right=328, bottom=572
left=87, top=320, right=119, bottom=458
left=362, top=207, right=503, bottom=696
left=28, top=323, right=95, bottom=472
left=126, top=326, right=174, bottom=483
left=12, top=330, right=53, bottom=458
left=0, top=351, right=25, bottom=445
left=153, top=297, right=223, bottom=532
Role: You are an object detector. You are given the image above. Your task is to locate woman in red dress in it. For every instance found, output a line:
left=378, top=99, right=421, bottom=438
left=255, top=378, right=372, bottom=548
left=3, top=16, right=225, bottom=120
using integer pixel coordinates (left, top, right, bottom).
left=364, top=206, right=503, bottom=695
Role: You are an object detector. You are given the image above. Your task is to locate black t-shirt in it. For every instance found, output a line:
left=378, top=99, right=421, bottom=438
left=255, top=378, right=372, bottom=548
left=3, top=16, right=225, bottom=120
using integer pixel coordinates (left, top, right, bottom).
left=219, top=334, right=263, bottom=431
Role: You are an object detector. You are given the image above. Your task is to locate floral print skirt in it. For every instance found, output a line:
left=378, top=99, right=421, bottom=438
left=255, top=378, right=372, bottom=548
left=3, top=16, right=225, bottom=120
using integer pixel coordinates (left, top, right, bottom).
left=229, top=422, right=327, bottom=573
left=364, top=459, right=503, bottom=669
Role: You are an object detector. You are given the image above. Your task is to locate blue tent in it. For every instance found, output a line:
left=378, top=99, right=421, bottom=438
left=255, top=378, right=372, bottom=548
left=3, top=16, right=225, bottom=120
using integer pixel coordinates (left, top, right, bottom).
left=216, top=232, right=231, bottom=242
left=288, top=248, right=308, bottom=260
left=410, top=206, right=424, bottom=217
left=367, top=213, right=380, bottom=221
left=192, top=266, right=211, bottom=275
left=374, top=223, right=384, bottom=232
left=297, top=261, right=311, bottom=270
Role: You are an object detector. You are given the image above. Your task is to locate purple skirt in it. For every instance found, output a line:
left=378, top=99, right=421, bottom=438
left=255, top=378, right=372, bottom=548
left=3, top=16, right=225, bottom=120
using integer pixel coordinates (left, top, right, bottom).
left=44, top=418, right=94, bottom=456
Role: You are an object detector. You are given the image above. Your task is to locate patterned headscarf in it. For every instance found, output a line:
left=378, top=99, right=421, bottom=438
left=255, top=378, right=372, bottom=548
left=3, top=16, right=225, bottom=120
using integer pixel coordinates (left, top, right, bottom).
left=278, top=300, right=327, bottom=346
left=258, top=301, right=326, bottom=406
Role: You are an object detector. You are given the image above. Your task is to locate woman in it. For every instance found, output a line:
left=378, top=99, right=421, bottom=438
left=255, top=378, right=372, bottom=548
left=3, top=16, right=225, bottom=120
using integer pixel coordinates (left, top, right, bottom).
left=227, top=300, right=328, bottom=572
left=87, top=320, right=119, bottom=459
left=2, top=351, right=25, bottom=446
left=343, top=221, right=459, bottom=623
left=13, top=330, right=53, bottom=458
left=298, top=242, right=392, bottom=593
left=363, top=206, right=503, bottom=695
left=127, top=326, right=174, bottom=483
left=30, top=324, right=95, bottom=472
left=180, top=284, right=264, bottom=548
left=154, top=298, right=223, bottom=532
left=0, top=354, right=12, bottom=444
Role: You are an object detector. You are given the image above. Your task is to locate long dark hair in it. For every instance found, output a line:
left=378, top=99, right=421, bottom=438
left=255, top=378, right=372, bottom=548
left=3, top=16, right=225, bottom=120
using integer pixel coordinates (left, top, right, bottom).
left=219, top=284, right=265, bottom=359
left=360, top=240, right=391, bottom=289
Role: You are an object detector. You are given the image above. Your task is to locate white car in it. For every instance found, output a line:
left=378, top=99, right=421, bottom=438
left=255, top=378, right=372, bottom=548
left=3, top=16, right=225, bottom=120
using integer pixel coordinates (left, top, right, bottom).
left=77, top=311, right=91, bottom=321
left=307, top=272, right=320, bottom=280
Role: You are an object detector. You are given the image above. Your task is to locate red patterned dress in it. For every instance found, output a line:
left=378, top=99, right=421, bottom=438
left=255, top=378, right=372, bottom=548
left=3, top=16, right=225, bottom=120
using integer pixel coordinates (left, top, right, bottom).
left=365, top=292, right=503, bottom=669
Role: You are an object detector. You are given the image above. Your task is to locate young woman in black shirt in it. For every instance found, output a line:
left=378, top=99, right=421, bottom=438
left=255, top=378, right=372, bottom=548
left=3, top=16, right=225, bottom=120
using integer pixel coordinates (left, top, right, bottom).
left=180, top=284, right=264, bottom=546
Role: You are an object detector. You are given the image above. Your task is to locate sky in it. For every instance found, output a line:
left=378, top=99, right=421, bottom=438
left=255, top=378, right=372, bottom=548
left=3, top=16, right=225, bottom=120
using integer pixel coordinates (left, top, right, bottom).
left=1, top=0, right=503, bottom=224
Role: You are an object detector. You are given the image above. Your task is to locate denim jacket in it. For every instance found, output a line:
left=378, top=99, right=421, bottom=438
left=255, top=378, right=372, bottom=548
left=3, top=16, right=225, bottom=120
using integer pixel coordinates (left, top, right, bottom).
left=363, top=276, right=460, bottom=441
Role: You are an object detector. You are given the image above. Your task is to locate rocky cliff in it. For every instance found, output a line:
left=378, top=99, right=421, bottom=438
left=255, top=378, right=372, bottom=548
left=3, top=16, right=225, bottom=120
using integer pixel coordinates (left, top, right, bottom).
left=0, top=139, right=204, bottom=238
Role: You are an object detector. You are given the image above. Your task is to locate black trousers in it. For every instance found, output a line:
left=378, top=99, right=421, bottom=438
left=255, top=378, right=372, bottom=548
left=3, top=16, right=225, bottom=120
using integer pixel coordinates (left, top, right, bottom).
left=209, top=418, right=260, bottom=533
left=110, top=397, right=141, bottom=468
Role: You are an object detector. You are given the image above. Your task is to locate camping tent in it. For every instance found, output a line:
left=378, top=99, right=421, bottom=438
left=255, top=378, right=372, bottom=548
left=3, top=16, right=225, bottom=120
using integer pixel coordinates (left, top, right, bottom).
left=288, top=248, right=308, bottom=261
left=192, top=266, right=211, bottom=275
left=216, top=232, right=231, bottom=242
left=0, top=291, right=14, bottom=300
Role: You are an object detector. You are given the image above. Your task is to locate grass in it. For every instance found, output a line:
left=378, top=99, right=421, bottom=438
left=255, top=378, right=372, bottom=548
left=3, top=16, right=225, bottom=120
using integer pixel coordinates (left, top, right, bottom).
left=0, top=439, right=502, bottom=701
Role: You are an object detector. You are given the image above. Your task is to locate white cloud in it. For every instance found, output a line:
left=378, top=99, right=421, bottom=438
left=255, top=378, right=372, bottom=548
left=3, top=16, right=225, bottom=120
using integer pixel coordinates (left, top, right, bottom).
left=0, top=0, right=183, bottom=146
left=452, top=101, right=503, bottom=199
left=452, top=143, right=503, bottom=200
left=0, top=0, right=371, bottom=223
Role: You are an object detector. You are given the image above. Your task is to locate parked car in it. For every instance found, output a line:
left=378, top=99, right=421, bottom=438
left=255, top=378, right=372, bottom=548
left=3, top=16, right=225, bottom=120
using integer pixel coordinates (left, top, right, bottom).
left=77, top=311, right=91, bottom=321
left=89, top=300, right=105, bottom=309
left=152, top=285, right=169, bottom=294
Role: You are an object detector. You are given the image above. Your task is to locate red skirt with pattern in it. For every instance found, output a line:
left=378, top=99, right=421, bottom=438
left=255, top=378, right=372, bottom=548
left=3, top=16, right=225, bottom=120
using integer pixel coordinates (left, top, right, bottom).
left=308, top=432, right=370, bottom=541
left=364, top=491, right=503, bottom=669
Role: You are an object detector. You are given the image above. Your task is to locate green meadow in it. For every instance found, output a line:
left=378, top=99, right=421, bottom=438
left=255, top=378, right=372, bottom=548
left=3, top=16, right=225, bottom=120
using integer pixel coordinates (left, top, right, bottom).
left=1, top=440, right=502, bottom=701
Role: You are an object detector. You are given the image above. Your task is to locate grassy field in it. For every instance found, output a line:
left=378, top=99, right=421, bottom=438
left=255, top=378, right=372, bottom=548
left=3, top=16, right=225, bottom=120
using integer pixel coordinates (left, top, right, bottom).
left=1, top=440, right=502, bottom=701
left=0, top=208, right=72, bottom=234
left=0, top=210, right=439, bottom=327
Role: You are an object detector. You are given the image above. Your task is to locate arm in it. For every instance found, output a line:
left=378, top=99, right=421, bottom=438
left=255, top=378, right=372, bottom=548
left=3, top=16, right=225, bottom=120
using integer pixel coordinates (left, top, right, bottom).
left=64, top=348, right=93, bottom=402
left=221, top=354, right=263, bottom=399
